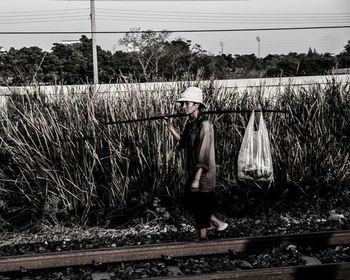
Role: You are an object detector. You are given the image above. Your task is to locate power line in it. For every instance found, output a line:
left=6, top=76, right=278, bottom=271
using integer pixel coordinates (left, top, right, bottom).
left=0, top=18, right=88, bottom=25
left=95, top=12, right=350, bottom=21
left=2, top=9, right=349, bottom=17
left=0, top=25, right=349, bottom=35
left=1, top=10, right=348, bottom=21
left=1, top=18, right=348, bottom=26
left=2, top=13, right=347, bottom=25
left=0, top=11, right=88, bottom=18
left=98, top=16, right=350, bottom=21
left=0, top=8, right=87, bottom=15
left=96, top=18, right=350, bottom=25
left=98, top=9, right=350, bottom=18
left=1, top=8, right=349, bottom=19
left=2, top=15, right=347, bottom=22
left=1, top=8, right=349, bottom=26
left=33, top=0, right=74, bottom=82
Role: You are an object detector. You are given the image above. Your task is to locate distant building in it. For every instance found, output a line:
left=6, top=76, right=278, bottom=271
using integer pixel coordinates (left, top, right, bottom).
left=331, top=68, right=350, bottom=75
left=58, top=40, right=80, bottom=45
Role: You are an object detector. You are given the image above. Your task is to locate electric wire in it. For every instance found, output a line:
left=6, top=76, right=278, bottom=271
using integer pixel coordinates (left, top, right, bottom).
left=1, top=19, right=348, bottom=25
left=97, top=9, right=350, bottom=18
left=0, top=9, right=349, bottom=23
left=96, top=12, right=350, bottom=21
left=1, top=17, right=348, bottom=24
left=0, top=8, right=87, bottom=14
left=97, top=8, right=350, bottom=16
left=0, top=18, right=88, bottom=25
left=0, top=11, right=88, bottom=18
left=96, top=18, right=350, bottom=25
left=1, top=13, right=348, bottom=22
left=0, top=7, right=348, bottom=28
left=2, top=15, right=347, bottom=25
left=33, top=0, right=74, bottom=81
left=0, top=7, right=347, bottom=55
left=0, top=25, right=349, bottom=35
left=1, top=8, right=348, bottom=16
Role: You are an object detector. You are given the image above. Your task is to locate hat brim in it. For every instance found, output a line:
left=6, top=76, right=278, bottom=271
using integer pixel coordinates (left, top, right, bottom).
left=176, top=98, right=206, bottom=108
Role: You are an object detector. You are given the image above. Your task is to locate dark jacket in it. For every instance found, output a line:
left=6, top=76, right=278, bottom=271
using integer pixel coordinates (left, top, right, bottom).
left=180, top=115, right=216, bottom=192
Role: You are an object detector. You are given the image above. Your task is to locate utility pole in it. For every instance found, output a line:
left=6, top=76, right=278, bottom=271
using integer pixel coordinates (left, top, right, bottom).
left=256, top=36, right=261, bottom=59
left=90, top=0, right=98, bottom=85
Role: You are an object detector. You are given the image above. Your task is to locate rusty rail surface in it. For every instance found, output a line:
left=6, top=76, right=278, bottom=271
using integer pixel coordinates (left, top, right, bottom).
left=0, top=230, right=349, bottom=273
left=152, top=262, right=350, bottom=280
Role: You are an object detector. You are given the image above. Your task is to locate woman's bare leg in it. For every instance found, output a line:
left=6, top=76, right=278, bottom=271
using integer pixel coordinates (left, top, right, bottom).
left=199, top=228, right=207, bottom=239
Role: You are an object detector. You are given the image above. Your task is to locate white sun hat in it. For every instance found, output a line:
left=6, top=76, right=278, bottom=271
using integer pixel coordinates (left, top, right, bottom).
left=176, top=87, right=206, bottom=108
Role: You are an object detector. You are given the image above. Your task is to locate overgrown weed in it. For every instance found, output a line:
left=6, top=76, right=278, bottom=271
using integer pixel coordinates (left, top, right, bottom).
left=0, top=78, right=349, bottom=227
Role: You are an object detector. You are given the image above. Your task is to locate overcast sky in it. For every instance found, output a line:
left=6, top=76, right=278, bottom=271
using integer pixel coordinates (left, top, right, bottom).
left=1, top=0, right=349, bottom=57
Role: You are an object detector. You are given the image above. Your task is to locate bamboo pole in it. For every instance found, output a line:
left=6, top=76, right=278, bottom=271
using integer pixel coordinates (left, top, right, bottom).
left=105, top=109, right=289, bottom=125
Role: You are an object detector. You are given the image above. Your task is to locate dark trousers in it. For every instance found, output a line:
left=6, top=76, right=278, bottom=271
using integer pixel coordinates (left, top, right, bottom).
left=184, top=190, right=215, bottom=229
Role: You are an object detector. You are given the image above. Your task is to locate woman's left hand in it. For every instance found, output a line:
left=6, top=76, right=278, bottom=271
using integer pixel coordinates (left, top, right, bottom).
left=191, top=179, right=200, bottom=192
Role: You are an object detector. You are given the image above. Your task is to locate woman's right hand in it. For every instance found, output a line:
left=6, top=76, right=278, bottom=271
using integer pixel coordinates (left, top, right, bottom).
left=163, top=117, right=173, bottom=128
left=191, top=179, right=200, bottom=192
left=163, top=117, right=180, bottom=141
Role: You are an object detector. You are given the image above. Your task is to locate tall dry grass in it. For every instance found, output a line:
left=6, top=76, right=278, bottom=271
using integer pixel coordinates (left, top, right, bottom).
left=0, top=78, right=349, bottom=226
left=274, top=79, right=350, bottom=193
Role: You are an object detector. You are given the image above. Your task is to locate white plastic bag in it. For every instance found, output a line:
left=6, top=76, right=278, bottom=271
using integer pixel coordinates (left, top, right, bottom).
left=237, top=111, right=273, bottom=181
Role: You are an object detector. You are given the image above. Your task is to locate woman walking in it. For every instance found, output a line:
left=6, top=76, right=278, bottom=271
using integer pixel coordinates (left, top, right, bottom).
left=164, top=86, right=228, bottom=240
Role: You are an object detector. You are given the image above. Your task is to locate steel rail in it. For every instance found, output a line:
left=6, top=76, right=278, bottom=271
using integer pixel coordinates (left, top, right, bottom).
left=0, top=230, right=349, bottom=273
left=152, top=262, right=350, bottom=280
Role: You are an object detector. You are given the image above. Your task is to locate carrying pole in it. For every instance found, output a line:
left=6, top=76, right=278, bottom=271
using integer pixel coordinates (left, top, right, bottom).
left=105, top=109, right=288, bottom=125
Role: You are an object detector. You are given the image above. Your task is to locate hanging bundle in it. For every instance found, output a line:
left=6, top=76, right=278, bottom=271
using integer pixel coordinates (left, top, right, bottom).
left=237, top=111, right=274, bottom=181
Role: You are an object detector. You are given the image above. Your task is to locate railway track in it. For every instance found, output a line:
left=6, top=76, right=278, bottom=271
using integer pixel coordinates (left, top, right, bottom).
left=0, top=230, right=350, bottom=279
left=151, top=263, right=350, bottom=280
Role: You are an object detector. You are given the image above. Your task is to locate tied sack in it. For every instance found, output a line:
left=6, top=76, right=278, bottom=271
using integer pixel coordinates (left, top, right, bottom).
left=237, top=111, right=273, bottom=181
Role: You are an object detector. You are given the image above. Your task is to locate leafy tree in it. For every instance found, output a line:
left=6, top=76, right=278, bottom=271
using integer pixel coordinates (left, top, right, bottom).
left=185, top=43, right=210, bottom=80
left=209, top=55, right=229, bottom=79
left=111, top=50, right=141, bottom=82
left=232, top=54, right=259, bottom=77
left=50, top=43, right=86, bottom=84
left=221, top=54, right=235, bottom=74
left=47, top=35, right=117, bottom=84
left=159, top=38, right=192, bottom=80
left=336, top=40, right=350, bottom=69
left=119, top=28, right=171, bottom=81
left=344, top=40, right=350, bottom=54
left=0, top=47, right=46, bottom=85
left=0, top=34, right=349, bottom=85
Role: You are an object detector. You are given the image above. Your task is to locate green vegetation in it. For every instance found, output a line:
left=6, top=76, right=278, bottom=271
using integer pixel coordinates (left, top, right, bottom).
left=0, top=33, right=349, bottom=86
left=0, top=78, right=349, bottom=228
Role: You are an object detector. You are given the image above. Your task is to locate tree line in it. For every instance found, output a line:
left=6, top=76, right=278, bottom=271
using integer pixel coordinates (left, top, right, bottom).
left=0, top=30, right=349, bottom=86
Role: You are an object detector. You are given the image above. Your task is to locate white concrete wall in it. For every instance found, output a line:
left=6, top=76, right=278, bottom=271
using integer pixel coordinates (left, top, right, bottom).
left=0, top=74, right=349, bottom=108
